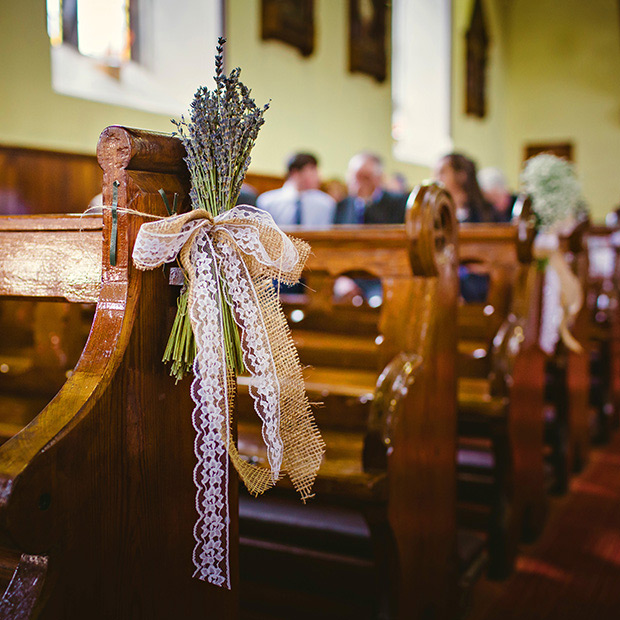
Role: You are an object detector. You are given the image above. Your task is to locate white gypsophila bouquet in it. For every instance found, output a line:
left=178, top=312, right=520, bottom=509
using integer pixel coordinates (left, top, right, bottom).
left=521, top=154, right=582, bottom=232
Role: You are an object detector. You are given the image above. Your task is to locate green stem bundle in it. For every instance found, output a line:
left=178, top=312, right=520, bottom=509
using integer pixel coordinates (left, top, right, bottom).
left=162, top=36, right=267, bottom=382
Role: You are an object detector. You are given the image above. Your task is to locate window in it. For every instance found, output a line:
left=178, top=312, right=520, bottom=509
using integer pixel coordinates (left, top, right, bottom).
left=391, top=0, right=453, bottom=167
left=46, top=0, right=223, bottom=115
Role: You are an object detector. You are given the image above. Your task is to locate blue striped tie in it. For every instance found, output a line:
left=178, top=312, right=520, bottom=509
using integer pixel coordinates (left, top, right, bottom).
left=294, top=195, right=303, bottom=225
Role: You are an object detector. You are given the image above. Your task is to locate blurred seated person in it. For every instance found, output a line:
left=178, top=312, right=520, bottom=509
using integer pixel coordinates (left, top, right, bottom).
left=478, top=167, right=517, bottom=222
left=605, top=205, right=620, bottom=227
left=434, top=153, right=493, bottom=302
left=333, top=152, right=408, bottom=304
left=236, top=182, right=258, bottom=207
left=335, top=152, right=408, bottom=224
left=257, top=152, right=335, bottom=226
left=433, top=153, right=496, bottom=223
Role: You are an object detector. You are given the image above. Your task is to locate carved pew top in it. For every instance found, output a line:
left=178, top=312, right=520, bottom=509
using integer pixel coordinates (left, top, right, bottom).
left=288, top=225, right=415, bottom=278
left=239, top=184, right=459, bottom=500
left=287, top=184, right=456, bottom=280
left=279, top=185, right=457, bottom=368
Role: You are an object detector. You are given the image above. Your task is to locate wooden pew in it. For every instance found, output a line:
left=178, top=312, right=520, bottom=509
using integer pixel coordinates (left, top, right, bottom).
left=0, top=126, right=237, bottom=619
left=560, top=221, right=592, bottom=472
left=456, top=202, right=549, bottom=579
left=0, top=145, right=102, bottom=216
left=543, top=222, right=593, bottom=494
left=586, top=225, right=620, bottom=440
left=236, top=184, right=465, bottom=620
left=0, top=220, right=98, bottom=445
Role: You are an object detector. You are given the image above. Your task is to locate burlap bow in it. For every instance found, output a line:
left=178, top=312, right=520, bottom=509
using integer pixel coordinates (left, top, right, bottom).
left=535, top=233, right=584, bottom=354
left=132, top=205, right=325, bottom=588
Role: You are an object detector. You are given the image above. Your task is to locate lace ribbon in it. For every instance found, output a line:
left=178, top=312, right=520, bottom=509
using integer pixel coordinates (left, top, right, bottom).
left=535, top=233, right=584, bottom=354
left=132, top=205, right=325, bottom=588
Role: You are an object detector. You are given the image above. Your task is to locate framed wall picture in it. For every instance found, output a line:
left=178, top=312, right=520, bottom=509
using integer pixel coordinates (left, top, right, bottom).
left=524, top=142, right=574, bottom=162
left=465, top=0, right=489, bottom=118
left=261, top=0, right=314, bottom=57
left=349, top=0, right=388, bottom=83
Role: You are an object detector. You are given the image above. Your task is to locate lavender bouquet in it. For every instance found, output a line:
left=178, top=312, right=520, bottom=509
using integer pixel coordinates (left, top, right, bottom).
left=163, top=38, right=269, bottom=381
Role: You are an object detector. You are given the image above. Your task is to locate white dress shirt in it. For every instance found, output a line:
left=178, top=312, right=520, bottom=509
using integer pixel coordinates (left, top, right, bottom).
left=256, top=181, right=336, bottom=227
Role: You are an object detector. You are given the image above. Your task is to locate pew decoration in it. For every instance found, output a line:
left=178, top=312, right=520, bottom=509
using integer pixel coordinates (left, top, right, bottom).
left=133, top=39, right=325, bottom=589
left=521, top=154, right=587, bottom=353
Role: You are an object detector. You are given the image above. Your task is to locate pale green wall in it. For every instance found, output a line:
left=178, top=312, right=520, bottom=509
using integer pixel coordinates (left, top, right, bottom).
left=0, top=0, right=506, bottom=187
left=451, top=0, right=509, bottom=173
left=1, top=0, right=619, bottom=220
left=227, top=0, right=509, bottom=183
left=225, top=0, right=427, bottom=182
left=504, top=0, right=620, bottom=221
left=0, top=0, right=173, bottom=154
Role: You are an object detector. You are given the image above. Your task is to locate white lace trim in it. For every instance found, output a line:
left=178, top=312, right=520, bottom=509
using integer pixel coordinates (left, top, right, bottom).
left=132, top=205, right=298, bottom=588
left=540, top=264, right=562, bottom=355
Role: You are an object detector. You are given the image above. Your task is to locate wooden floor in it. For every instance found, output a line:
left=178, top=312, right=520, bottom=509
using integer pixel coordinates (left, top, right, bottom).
left=470, top=430, right=620, bottom=620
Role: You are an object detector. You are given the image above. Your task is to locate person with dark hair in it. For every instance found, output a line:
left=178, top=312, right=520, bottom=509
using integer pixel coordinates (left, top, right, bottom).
left=433, top=153, right=496, bottom=223
left=434, top=153, right=495, bottom=302
left=257, top=152, right=335, bottom=226
left=335, top=152, right=408, bottom=224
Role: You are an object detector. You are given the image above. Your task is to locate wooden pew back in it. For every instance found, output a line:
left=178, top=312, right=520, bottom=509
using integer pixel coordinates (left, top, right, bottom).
left=0, top=216, right=101, bottom=444
left=0, top=127, right=237, bottom=619
left=238, top=184, right=461, bottom=619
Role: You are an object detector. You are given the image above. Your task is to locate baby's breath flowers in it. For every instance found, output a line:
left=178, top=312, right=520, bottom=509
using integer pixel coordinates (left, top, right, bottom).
left=521, top=154, right=583, bottom=233
left=164, top=37, right=269, bottom=382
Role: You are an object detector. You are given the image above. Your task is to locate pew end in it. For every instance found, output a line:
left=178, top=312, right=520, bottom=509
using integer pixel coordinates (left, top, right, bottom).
left=236, top=183, right=469, bottom=619
left=0, top=126, right=238, bottom=619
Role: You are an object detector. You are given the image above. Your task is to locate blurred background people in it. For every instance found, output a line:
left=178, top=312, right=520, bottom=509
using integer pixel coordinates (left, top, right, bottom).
left=335, top=152, right=407, bottom=224
left=433, top=153, right=496, bottom=223
left=434, top=153, right=494, bottom=302
left=257, top=152, right=335, bottom=226
left=478, top=167, right=517, bottom=222
left=605, top=204, right=620, bottom=227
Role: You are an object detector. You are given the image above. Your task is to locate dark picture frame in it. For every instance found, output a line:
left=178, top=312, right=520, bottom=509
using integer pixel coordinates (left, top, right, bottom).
left=261, top=0, right=314, bottom=57
left=524, top=142, right=574, bottom=162
left=349, top=0, right=388, bottom=83
left=465, top=0, right=489, bottom=118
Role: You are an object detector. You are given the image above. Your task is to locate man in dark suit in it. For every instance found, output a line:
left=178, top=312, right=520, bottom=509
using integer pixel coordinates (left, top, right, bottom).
left=333, top=153, right=409, bottom=304
left=335, top=152, right=408, bottom=224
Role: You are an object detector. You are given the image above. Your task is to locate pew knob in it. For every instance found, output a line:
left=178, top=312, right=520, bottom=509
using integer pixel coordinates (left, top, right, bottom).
left=513, top=194, right=537, bottom=263
left=97, top=126, right=187, bottom=175
left=405, top=183, right=457, bottom=277
left=363, top=351, right=424, bottom=470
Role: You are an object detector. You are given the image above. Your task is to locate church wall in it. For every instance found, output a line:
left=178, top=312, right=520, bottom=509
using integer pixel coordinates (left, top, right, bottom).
left=451, top=0, right=510, bottom=180
left=504, top=0, right=620, bottom=221
left=0, top=0, right=511, bottom=192
left=227, top=0, right=511, bottom=184
left=225, top=0, right=423, bottom=182
left=0, top=0, right=173, bottom=155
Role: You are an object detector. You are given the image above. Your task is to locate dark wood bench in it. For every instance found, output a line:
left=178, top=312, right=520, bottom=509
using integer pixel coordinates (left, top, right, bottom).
left=543, top=222, right=593, bottom=494
left=236, top=184, right=468, bottom=620
left=456, top=201, right=549, bottom=579
left=0, top=126, right=237, bottom=619
left=586, top=225, right=620, bottom=439
left=0, top=217, right=100, bottom=446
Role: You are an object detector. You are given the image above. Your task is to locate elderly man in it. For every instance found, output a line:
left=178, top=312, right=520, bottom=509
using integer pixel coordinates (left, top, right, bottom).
left=257, top=152, right=335, bottom=226
left=335, top=152, right=408, bottom=224
left=477, top=167, right=517, bottom=223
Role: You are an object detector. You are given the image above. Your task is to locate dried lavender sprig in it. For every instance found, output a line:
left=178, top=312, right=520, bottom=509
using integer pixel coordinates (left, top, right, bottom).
left=164, top=38, right=269, bottom=380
